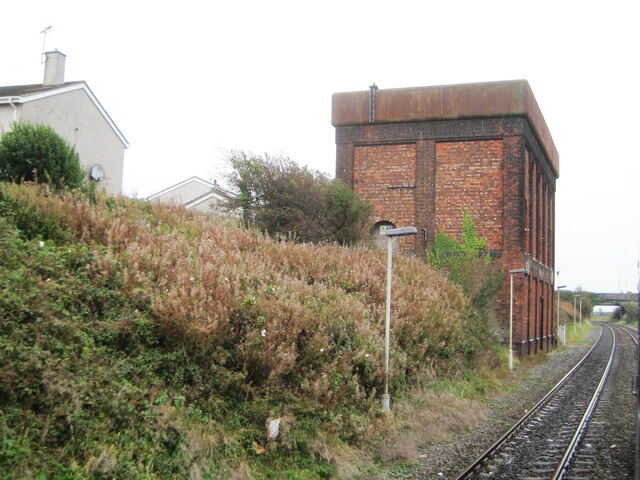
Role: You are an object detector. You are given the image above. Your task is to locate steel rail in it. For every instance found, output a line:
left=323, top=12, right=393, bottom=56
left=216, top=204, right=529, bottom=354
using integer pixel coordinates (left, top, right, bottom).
left=552, top=322, right=617, bottom=479
left=618, top=323, right=639, bottom=345
left=455, top=325, right=604, bottom=479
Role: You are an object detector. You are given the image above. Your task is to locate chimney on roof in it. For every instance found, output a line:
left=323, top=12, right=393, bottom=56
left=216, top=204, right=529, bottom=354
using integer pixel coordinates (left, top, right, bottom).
left=43, top=50, right=66, bottom=86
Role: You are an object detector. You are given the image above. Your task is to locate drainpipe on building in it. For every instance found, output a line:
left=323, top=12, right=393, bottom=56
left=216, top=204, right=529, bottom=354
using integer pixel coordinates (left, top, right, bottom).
left=369, top=83, right=378, bottom=124
left=8, top=97, right=19, bottom=122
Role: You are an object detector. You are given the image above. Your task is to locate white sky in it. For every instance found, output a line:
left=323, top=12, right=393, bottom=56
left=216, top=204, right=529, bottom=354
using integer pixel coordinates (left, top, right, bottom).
left=2, top=0, right=639, bottom=294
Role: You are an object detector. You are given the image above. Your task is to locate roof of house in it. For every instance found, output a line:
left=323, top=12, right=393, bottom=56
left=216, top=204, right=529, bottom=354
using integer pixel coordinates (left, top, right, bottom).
left=147, top=176, right=235, bottom=203
left=185, top=191, right=230, bottom=210
left=0, top=81, right=81, bottom=97
left=0, top=81, right=129, bottom=148
left=332, top=80, right=559, bottom=177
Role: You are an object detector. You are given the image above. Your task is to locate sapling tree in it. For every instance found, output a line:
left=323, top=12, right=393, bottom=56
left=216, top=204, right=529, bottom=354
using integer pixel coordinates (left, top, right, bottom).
left=427, top=211, right=504, bottom=309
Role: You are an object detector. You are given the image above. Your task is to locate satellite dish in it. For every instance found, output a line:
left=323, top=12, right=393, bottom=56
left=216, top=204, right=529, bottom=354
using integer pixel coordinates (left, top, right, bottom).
left=89, top=164, right=106, bottom=181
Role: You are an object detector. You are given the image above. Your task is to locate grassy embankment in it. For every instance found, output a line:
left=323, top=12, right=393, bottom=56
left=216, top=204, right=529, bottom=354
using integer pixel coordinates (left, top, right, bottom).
left=0, top=183, right=502, bottom=479
left=612, top=309, right=638, bottom=330
left=564, top=319, right=594, bottom=345
left=556, top=297, right=595, bottom=346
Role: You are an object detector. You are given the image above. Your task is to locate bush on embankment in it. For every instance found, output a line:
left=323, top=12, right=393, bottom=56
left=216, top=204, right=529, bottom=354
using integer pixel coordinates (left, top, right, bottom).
left=0, top=183, right=494, bottom=478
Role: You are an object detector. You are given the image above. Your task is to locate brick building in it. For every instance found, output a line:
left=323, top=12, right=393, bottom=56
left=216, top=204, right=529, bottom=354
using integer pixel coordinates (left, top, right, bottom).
left=332, top=80, right=559, bottom=355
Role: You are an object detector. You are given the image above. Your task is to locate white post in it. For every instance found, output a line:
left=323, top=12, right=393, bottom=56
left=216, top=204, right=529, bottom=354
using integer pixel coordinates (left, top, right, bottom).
left=557, top=287, right=560, bottom=345
left=556, top=272, right=559, bottom=346
left=579, top=297, right=583, bottom=326
left=382, top=235, right=393, bottom=412
left=380, top=226, right=417, bottom=413
left=556, top=282, right=566, bottom=347
left=509, top=272, right=514, bottom=371
left=573, top=296, right=577, bottom=334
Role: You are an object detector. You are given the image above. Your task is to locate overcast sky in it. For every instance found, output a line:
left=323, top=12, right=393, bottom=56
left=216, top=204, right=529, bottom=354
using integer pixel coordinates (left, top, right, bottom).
left=2, top=0, right=639, bottom=294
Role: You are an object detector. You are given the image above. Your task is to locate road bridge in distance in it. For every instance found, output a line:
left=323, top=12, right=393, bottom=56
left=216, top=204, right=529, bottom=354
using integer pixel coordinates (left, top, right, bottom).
left=593, top=292, right=638, bottom=318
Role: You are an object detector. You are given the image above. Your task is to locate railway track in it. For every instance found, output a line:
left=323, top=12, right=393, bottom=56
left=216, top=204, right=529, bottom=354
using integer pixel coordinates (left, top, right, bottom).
left=618, top=323, right=639, bottom=344
left=455, top=322, right=635, bottom=479
left=562, top=322, right=637, bottom=479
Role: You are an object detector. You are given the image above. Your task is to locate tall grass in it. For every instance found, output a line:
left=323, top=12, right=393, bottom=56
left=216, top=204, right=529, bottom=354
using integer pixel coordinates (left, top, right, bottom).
left=565, top=320, right=593, bottom=344
left=0, top=183, right=495, bottom=478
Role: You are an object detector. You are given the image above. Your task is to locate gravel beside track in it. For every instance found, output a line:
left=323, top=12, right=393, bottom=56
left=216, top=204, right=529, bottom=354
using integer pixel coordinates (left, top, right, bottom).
left=407, top=330, right=599, bottom=480
left=563, top=323, right=636, bottom=479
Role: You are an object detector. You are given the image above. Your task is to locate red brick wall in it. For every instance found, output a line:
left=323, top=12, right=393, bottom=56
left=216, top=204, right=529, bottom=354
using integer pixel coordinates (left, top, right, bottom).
left=353, top=143, right=417, bottom=248
left=521, top=146, right=556, bottom=353
left=335, top=116, right=558, bottom=355
left=434, top=140, right=504, bottom=250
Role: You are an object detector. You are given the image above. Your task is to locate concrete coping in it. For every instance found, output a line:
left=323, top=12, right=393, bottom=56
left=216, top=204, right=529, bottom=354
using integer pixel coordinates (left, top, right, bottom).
left=331, top=80, right=559, bottom=178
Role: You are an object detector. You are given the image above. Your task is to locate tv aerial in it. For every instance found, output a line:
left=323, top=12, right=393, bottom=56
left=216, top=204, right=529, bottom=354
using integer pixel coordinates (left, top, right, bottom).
left=40, top=26, right=52, bottom=63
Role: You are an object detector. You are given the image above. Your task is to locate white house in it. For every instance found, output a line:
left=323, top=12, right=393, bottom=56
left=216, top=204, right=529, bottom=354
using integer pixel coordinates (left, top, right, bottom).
left=147, top=176, right=235, bottom=214
left=0, top=50, right=128, bottom=194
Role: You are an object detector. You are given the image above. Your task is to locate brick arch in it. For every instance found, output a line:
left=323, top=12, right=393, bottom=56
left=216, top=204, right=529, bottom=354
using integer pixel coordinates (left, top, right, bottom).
left=370, top=220, right=396, bottom=248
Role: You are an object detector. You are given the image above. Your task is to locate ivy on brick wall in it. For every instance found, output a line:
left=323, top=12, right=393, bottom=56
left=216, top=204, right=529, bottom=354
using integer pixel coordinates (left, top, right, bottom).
left=427, top=211, right=503, bottom=310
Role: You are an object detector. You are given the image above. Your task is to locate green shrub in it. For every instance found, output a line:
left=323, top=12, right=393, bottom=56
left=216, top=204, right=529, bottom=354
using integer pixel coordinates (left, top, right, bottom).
left=224, top=151, right=371, bottom=245
left=0, top=184, right=73, bottom=243
left=0, top=122, right=84, bottom=189
left=426, top=212, right=504, bottom=365
left=427, top=211, right=503, bottom=310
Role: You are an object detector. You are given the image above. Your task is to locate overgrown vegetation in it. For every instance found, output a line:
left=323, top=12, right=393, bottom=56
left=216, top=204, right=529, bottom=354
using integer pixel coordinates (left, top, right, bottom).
left=565, top=319, right=593, bottom=344
left=559, top=288, right=595, bottom=321
left=426, top=212, right=504, bottom=366
left=224, top=151, right=372, bottom=245
left=0, top=122, right=85, bottom=189
left=426, top=212, right=503, bottom=311
left=0, top=183, right=499, bottom=479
